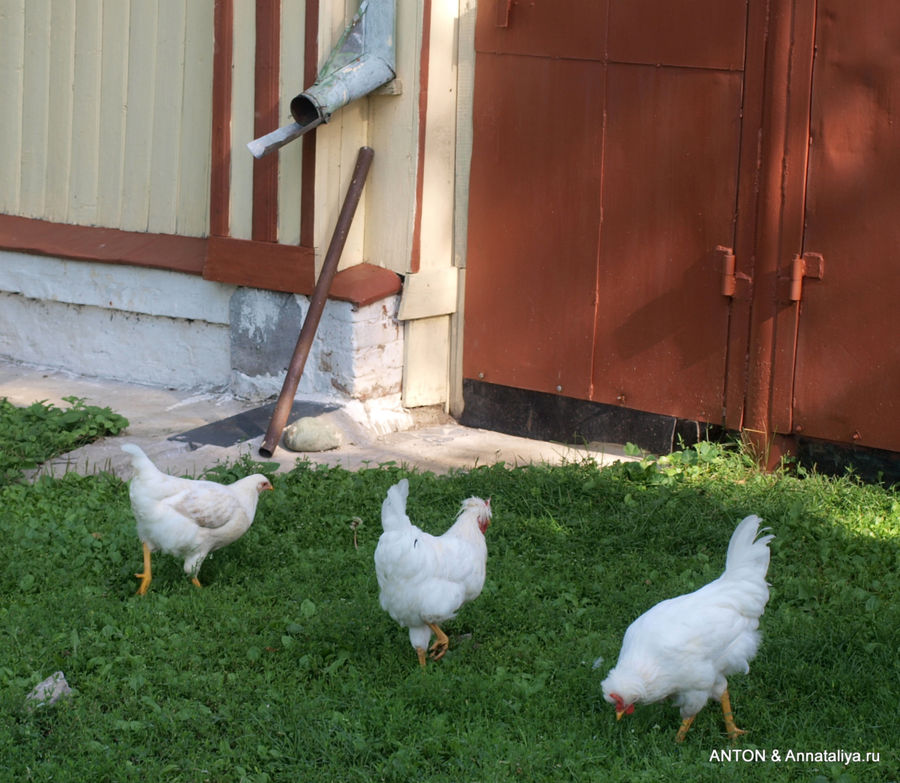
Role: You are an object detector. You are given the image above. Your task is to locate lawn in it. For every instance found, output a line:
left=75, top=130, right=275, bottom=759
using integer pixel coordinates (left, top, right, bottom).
left=0, top=421, right=897, bottom=781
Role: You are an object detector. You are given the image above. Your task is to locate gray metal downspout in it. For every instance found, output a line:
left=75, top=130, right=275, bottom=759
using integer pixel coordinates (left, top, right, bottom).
left=247, top=0, right=396, bottom=158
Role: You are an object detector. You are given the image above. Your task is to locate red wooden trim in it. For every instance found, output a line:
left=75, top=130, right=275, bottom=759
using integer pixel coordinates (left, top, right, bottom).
left=409, top=0, right=433, bottom=274
left=300, top=0, right=319, bottom=247
left=330, top=262, right=403, bottom=307
left=253, top=0, right=280, bottom=242
left=211, top=0, right=234, bottom=237
left=0, top=216, right=206, bottom=275
left=0, top=215, right=400, bottom=305
left=204, top=236, right=401, bottom=304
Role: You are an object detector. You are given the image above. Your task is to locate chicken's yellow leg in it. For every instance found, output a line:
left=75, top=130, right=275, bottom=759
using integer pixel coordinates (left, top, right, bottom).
left=675, top=715, right=695, bottom=743
left=427, top=623, right=450, bottom=661
left=135, top=542, right=152, bottom=595
left=416, top=648, right=428, bottom=668
left=721, top=688, right=746, bottom=740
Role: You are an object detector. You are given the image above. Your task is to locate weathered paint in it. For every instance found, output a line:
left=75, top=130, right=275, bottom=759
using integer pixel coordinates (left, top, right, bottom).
left=789, top=0, right=900, bottom=452
left=464, top=0, right=900, bottom=454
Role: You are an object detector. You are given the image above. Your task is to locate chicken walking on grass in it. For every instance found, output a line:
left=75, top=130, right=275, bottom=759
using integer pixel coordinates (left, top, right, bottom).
left=601, top=514, right=774, bottom=742
left=374, top=478, right=492, bottom=668
left=121, top=444, right=272, bottom=595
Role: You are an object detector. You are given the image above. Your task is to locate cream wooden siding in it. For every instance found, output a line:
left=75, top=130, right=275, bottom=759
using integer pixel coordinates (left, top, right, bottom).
left=0, top=0, right=214, bottom=237
left=277, top=1, right=306, bottom=246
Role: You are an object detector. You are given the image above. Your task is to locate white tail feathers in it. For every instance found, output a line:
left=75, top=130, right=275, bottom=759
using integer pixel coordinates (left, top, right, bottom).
left=120, top=443, right=159, bottom=476
left=381, top=478, right=411, bottom=532
left=724, top=514, right=774, bottom=582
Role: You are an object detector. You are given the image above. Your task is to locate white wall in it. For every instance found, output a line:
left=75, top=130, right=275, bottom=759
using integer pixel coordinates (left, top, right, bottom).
left=0, top=251, right=404, bottom=407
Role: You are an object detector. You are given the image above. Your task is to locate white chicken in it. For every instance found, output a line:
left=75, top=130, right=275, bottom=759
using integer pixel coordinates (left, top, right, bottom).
left=121, top=444, right=272, bottom=595
left=374, top=478, right=492, bottom=667
left=601, top=514, right=773, bottom=742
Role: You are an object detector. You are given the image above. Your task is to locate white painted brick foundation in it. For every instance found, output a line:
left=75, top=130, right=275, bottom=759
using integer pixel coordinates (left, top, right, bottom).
left=0, top=252, right=404, bottom=413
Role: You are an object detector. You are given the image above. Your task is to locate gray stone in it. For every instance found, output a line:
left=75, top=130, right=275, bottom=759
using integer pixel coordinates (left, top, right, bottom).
left=25, top=671, right=72, bottom=710
left=283, top=416, right=343, bottom=452
left=229, top=288, right=305, bottom=377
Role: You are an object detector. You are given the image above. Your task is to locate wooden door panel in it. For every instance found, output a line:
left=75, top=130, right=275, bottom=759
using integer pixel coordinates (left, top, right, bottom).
left=475, top=0, right=608, bottom=60
left=464, top=54, right=604, bottom=398
left=591, top=65, right=743, bottom=421
left=791, top=0, right=900, bottom=450
left=608, top=0, right=747, bottom=69
left=465, top=1, right=748, bottom=425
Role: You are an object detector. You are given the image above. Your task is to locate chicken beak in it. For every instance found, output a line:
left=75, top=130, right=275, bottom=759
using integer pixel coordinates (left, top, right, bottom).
left=615, top=708, right=625, bottom=721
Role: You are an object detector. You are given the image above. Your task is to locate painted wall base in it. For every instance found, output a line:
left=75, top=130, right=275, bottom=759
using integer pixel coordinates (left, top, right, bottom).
left=0, top=253, right=403, bottom=412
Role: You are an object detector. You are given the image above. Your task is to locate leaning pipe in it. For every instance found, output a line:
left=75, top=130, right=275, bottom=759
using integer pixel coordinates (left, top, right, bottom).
left=259, top=146, right=375, bottom=457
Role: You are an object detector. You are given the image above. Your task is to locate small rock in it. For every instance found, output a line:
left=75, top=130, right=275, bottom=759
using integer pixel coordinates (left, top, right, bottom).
left=25, top=671, right=72, bottom=710
left=283, top=417, right=343, bottom=452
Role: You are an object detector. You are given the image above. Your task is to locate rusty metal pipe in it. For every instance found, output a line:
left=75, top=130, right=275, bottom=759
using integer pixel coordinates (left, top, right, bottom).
left=259, top=146, right=375, bottom=457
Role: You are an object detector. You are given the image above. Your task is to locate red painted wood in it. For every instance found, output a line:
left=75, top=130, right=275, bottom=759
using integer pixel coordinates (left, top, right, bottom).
left=0, top=216, right=206, bottom=275
left=475, top=0, right=608, bottom=60
left=789, top=0, right=900, bottom=451
left=464, top=54, right=605, bottom=399
left=252, top=0, right=280, bottom=243
left=204, top=236, right=400, bottom=305
left=591, top=64, right=743, bottom=422
left=466, top=0, right=746, bottom=421
left=210, top=0, right=234, bottom=238
left=608, top=0, right=748, bottom=70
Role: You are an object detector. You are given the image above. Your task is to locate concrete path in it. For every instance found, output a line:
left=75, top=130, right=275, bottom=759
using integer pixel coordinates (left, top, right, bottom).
left=0, top=360, right=633, bottom=479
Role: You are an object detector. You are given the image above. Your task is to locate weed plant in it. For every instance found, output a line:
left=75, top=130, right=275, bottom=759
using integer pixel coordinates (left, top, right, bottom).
left=0, top=397, right=128, bottom=485
left=0, top=442, right=897, bottom=782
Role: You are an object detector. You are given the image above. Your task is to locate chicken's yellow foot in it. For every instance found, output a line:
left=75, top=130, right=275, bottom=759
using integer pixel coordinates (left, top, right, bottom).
left=675, top=715, right=695, bottom=743
left=427, top=623, right=450, bottom=661
left=721, top=688, right=746, bottom=741
left=134, top=542, right=153, bottom=596
left=191, top=577, right=203, bottom=588
left=416, top=648, right=428, bottom=668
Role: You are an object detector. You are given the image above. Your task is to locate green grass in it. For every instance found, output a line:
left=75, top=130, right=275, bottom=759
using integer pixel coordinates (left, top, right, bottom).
left=0, top=442, right=897, bottom=782
left=0, top=396, right=129, bottom=485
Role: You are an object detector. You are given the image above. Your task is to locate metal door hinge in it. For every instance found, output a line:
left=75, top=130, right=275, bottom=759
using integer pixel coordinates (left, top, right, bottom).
left=717, top=245, right=751, bottom=298
left=790, top=252, right=825, bottom=301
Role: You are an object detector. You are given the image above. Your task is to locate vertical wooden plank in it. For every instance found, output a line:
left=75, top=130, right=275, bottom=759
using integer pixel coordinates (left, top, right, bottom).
left=96, top=0, right=130, bottom=228
left=404, top=0, right=459, bottom=408
left=403, top=317, right=450, bottom=407
left=300, top=0, right=318, bottom=247
left=252, top=0, right=280, bottom=242
left=147, top=0, right=186, bottom=235
left=210, top=0, right=233, bottom=237
left=313, top=0, right=367, bottom=274
left=408, top=0, right=432, bottom=274
left=177, top=0, right=214, bottom=237
left=69, top=0, right=102, bottom=225
left=363, top=0, right=416, bottom=273
left=229, top=0, right=255, bottom=240
left=278, top=0, right=305, bottom=246
left=419, top=0, right=457, bottom=269
left=0, top=0, right=25, bottom=214
left=449, top=0, right=478, bottom=416
left=44, top=0, right=75, bottom=222
left=120, top=0, right=159, bottom=230
left=19, top=0, right=51, bottom=218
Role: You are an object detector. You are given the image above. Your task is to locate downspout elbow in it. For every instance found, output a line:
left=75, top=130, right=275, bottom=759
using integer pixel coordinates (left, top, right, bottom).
left=247, top=0, right=396, bottom=159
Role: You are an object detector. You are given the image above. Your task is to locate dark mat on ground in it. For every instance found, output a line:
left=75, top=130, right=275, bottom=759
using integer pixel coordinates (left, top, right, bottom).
left=169, top=400, right=338, bottom=449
